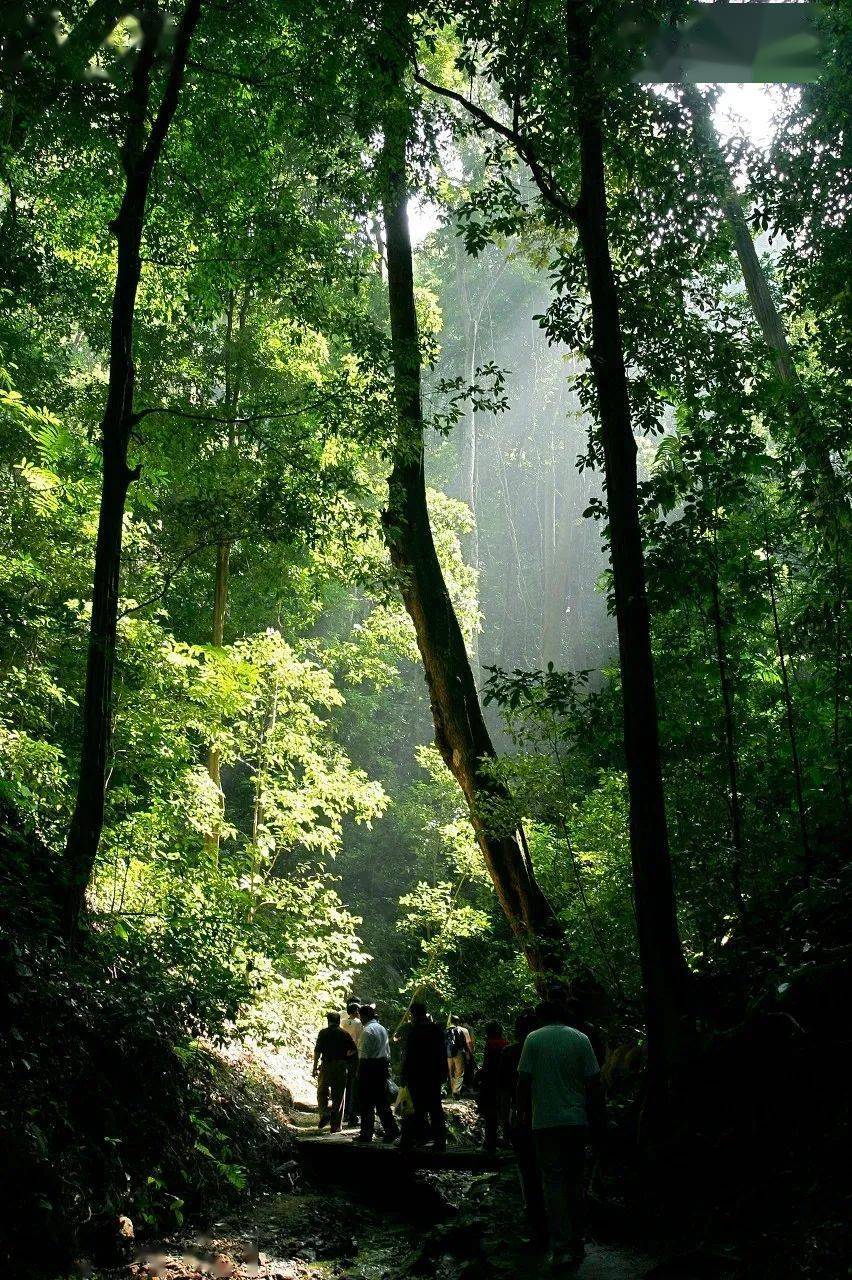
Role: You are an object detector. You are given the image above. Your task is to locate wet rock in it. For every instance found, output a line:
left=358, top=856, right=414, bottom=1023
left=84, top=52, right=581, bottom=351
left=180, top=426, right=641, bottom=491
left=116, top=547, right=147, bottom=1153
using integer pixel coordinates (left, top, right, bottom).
left=644, top=1253, right=740, bottom=1278
left=409, top=1217, right=488, bottom=1276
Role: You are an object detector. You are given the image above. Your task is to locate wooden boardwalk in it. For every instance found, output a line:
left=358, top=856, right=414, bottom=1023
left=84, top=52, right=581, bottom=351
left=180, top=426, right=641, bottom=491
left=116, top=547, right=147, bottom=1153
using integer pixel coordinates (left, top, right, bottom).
left=295, top=1128, right=515, bottom=1172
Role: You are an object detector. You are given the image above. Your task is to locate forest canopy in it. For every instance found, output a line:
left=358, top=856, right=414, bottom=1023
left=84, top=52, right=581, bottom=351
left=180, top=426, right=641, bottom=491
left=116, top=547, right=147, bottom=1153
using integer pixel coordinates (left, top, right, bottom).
left=0, top=0, right=849, bottom=1274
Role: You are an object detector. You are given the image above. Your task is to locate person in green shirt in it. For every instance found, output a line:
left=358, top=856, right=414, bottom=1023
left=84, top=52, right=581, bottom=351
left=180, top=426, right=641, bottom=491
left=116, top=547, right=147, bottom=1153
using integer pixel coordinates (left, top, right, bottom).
left=518, top=1000, right=605, bottom=1268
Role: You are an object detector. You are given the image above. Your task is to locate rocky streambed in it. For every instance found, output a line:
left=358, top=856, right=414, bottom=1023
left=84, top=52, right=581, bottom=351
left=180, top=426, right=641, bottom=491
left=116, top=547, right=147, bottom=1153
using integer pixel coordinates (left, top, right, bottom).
left=100, top=1164, right=662, bottom=1280
left=94, top=1101, right=665, bottom=1280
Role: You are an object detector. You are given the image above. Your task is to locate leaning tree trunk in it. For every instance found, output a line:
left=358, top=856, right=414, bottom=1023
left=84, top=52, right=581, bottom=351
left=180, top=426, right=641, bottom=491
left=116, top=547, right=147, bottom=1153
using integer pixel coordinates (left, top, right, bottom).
left=62, top=0, right=202, bottom=936
left=378, top=7, right=563, bottom=975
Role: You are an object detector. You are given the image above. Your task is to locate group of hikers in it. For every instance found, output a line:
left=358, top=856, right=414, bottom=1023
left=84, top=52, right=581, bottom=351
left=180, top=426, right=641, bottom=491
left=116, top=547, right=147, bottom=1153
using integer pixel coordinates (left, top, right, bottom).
left=311, top=992, right=604, bottom=1269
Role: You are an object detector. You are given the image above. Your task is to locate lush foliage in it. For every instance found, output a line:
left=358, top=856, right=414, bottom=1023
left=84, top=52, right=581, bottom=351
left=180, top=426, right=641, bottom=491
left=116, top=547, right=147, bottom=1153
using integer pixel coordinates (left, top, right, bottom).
left=0, top=0, right=848, bottom=1272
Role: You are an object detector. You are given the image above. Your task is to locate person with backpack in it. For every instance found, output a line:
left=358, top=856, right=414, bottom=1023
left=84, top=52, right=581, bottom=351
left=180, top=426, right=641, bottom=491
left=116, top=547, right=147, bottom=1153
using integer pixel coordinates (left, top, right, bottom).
left=445, top=1014, right=470, bottom=1097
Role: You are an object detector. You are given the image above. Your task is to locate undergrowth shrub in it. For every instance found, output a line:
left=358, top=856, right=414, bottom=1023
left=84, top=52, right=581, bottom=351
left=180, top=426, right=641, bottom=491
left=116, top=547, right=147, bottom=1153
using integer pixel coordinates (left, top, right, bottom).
left=0, top=911, right=293, bottom=1274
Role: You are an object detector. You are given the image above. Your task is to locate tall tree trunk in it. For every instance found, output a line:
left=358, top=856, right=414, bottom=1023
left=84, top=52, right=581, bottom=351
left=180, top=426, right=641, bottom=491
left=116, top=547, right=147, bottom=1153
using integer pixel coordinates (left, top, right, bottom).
left=564, top=10, right=691, bottom=1085
left=541, top=427, right=557, bottom=659
left=541, top=502, right=573, bottom=668
left=459, top=304, right=480, bottom=672
left=248, top=668, right=280, bottom=923
left=61, top=0, right=202, bottom=936
left=453, top=239, right=508, bottom=669
left=496, top=435, right=530, bottom=664
left=461, top=314, right=480, bottom=577
left=379, top=7, right=563, bottom=974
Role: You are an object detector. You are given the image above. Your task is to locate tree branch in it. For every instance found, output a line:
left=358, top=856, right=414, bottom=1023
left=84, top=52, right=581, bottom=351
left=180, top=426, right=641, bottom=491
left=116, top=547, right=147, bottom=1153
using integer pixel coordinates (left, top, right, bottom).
left=118, top=538, right=214, bottom=618
left=413, top=70, right=579, bottom=222
left=138, top=0, right=203, bottom=180
left=132, top=398, right=328, bottom=427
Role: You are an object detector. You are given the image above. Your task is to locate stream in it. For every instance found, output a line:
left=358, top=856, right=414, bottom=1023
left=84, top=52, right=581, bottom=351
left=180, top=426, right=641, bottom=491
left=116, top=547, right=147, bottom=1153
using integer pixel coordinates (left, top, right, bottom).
left=110, top=1104, right=662, bottom=1280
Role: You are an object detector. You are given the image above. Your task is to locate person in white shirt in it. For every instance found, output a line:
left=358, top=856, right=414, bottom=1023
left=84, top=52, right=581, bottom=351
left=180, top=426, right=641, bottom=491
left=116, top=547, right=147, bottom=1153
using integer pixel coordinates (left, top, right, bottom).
left=518, top=1000, right=605, bottom=1268
left=340, top=999, right=363, bottom=1127
left=355, top=1004, right=399, bottom=1144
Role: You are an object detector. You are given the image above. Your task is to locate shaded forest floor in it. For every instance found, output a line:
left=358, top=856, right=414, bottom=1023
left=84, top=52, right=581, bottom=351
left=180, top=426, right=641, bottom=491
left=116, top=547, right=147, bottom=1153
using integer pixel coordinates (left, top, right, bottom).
left=99, top=1102, right=662, bottom=1280
left=3, top=887, right=849, bottom=1278
left=90, top=1085, right=850, bottom=1280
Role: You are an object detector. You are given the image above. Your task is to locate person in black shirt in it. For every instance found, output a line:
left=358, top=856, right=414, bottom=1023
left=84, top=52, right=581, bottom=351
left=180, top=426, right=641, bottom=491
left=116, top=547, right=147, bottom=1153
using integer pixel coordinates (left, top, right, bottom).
left=399, top=1002, right=447, bottom=1151
left=313, top=1012, right=356, bottom=1132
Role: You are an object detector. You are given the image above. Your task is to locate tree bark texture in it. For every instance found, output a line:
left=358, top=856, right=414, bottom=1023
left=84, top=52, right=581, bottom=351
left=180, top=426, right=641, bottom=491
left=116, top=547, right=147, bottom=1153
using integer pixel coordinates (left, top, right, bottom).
left=379, top=7, right=563, bottom=973
left=564, top=8, right=692, bottom=1080
left=62, top=0, right=202, bottom=936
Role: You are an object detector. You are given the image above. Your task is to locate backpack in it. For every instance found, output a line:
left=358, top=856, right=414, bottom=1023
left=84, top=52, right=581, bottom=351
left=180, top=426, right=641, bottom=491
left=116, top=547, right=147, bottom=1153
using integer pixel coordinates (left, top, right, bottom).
left=446, top=1026, right=466, bottom=1056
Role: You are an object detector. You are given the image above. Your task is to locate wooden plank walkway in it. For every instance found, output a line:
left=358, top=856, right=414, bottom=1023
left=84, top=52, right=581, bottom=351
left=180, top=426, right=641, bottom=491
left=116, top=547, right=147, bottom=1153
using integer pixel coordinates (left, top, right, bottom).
left=295, top=1129, right=515, bottom=1172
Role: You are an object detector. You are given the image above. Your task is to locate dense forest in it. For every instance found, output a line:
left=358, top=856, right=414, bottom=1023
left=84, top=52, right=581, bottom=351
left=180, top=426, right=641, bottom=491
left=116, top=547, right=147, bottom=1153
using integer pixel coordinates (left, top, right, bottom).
left=0, top=1, right=849, bottom=1276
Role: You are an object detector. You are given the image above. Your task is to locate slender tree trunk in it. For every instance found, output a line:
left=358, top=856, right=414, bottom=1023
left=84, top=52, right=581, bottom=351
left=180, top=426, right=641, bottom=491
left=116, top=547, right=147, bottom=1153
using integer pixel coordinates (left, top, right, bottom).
left=461, top=315, right=480, bottom=574
left=564, top=11, right=691, bottom=1084
left=496, top=436, right=530, bottom=663
left=541, top=435, right=557, bottom=659
left=248, top=669, right=279, bottom=922
left=762, top=530, right=812, bottom=876
left=206, top=537, right=230, bottom=861
left=541, top=505, right=573, bottom=668
left=459, top=302, right=480, bottom=671
left=371, top=216, right=386, bottom=280
left=379, top=7, right=563, bottom=973
left=708, top=560, right=744, bottom=907
left=205, top=290, right=246, bottom=861
left=61, top=0, right=202, bottom=936
left=211, top=540, right=230, bottom=650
